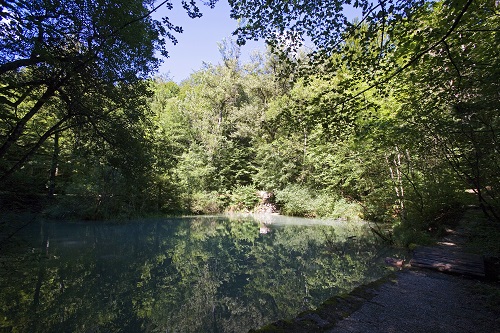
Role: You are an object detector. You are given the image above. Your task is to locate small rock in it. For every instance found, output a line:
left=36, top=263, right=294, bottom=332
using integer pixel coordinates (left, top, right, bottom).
left=385, top=257, right=404, bottom=268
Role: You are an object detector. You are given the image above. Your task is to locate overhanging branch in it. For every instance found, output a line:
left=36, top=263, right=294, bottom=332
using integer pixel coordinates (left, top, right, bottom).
left=345, top=0, right=474, bottom=103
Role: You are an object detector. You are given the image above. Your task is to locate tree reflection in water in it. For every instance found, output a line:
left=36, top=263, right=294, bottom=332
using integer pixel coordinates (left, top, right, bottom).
left=0, top=215, right=397, bottom=332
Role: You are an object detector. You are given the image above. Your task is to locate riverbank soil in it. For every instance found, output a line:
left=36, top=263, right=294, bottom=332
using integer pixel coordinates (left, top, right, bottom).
left=251, top=208, right=500, bottom=333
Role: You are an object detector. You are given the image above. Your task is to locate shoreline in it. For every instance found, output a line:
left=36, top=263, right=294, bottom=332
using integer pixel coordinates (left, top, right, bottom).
left=250, top=267, right=500, bottom=333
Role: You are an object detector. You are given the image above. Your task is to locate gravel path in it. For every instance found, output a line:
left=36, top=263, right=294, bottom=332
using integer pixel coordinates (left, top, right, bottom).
left=326, top=269, right=500, bottom=333
left=252, top=268, right=500, bottom=333
left=252, top=210, right=500, bottom=333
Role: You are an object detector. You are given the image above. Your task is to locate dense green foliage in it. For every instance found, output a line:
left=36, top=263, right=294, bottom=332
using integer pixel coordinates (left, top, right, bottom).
left=0, top=0, right=214, bottom=216
left=1, top=0, right=498, bottom=243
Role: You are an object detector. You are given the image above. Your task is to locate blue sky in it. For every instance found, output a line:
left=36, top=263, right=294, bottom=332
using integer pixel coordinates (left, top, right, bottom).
left=152, top=1, right=361, bottom=83
left=152, top=1, right=264, bottom=83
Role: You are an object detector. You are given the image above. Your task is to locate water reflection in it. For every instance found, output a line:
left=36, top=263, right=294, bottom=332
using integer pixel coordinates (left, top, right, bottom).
left=0, top=215, right=396, bottom=332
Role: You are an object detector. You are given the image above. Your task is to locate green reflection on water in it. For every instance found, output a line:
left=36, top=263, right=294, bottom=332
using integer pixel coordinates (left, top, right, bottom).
left=0, top=215, right=395, bottom=332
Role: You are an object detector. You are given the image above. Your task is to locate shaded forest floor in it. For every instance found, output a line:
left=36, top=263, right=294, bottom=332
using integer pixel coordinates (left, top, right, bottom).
left=251, top=208, right=500, bottom=332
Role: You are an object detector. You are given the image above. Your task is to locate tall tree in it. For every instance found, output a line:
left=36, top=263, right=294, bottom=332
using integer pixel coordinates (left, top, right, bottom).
left=229, top=0, right=499, bottom=222
left=391, top=0, right=500, bottom=221
left=0, top=0, right=216, bottom=183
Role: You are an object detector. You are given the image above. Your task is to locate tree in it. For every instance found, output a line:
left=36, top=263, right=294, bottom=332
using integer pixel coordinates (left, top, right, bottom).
left=229, top=0, right=475, bottom=82
left=0, top=0, right=217, bottom=183
left=148, top=78, right=189, bottom=212
left=229, top=0, right=499, bottom=224
left=391, top=0, right=500, bottom=221
left=172, top=41, right=267, bottom=196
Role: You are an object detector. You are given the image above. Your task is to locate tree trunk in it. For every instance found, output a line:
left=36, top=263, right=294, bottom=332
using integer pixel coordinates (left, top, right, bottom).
left=48, top=132, right=60, bottom=197
left=386, top=148, right=405, bottom=219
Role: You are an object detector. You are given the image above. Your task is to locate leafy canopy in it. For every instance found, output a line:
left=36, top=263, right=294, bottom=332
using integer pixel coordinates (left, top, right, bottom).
left=0, top=0, right=215, bottom=181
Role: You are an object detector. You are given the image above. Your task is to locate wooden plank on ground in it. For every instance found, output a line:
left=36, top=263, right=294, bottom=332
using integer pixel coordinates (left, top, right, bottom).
left=410, top=246, right=485, bottom=277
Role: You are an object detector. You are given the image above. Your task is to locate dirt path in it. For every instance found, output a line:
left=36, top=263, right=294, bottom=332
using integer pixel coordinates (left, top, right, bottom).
left=251, top=267, right=500, bottom=333
left=326, top=269, right=499, bottom=333
left=251, top=210, right=500, bottom=333
left=326, top=210, right=500, bottom=333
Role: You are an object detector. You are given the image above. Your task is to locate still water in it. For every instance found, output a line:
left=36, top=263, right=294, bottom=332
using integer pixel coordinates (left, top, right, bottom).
left=0, top=214, right=398, bottom=332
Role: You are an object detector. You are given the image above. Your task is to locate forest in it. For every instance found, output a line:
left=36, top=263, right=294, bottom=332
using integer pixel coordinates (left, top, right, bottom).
left=1, top=0, right=498, bottom=246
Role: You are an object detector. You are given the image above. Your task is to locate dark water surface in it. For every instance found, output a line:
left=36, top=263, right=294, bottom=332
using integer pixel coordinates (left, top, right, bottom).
left=0, top=214, right=398, bottom=332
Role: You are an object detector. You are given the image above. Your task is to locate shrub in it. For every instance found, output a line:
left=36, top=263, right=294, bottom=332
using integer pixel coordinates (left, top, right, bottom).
left=392, top=222, right=435, bottom=248
left=311, top=194, right=337, bottom=218
left=190, top=191, right=224, bottom=214
left=331, top=198, right=363, bottom=220
left=228, top=185, right=260, bottom=212
left=275, top=185, right=315, bottom=217
left=275, top=185, right=365, bottom=219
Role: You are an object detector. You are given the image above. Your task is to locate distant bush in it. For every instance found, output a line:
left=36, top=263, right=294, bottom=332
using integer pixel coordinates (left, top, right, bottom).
left=310, top=194, right=337, bottom=218
left=330, top=198, right=363, bottom=220
left=275, top=185, right=364, bottom=219
left=190, top=191, right=225, bottom=214
left=361, top=185, right=398, bottom=224
left=228, top=185, right=260, bottom=212
left=392, top=222, right=435, bottom=248
left=275, top=185, right=314, bottom=217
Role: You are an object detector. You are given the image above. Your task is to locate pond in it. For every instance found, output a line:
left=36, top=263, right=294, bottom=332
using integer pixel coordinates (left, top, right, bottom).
left=0, top=214, right=400, bottom=332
